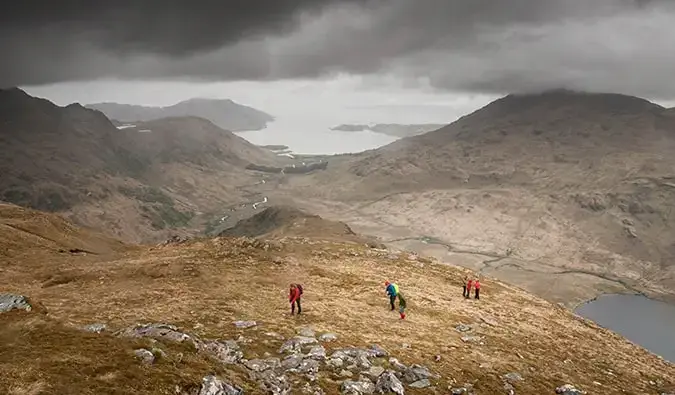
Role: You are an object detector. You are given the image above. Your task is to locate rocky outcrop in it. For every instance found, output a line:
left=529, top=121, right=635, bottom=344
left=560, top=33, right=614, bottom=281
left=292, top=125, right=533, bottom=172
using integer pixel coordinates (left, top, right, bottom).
left=0, top=294, right=31, bottom=313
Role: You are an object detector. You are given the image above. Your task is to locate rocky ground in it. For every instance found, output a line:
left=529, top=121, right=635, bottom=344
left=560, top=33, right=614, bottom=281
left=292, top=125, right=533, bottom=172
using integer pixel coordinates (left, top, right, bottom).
left=0, top=204, right=673, bottom=394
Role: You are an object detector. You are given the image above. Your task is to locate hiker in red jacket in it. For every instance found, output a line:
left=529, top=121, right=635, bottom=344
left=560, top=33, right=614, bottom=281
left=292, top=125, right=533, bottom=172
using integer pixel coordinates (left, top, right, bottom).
left=474, top=278, right=481, bottom=300
left=289, top=283, right=302, bottom=315
left=465, top=278, right=473, bottom=299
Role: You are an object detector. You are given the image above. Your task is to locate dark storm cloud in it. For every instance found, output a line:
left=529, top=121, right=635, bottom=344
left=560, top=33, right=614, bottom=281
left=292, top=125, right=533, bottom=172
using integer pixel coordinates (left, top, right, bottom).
left=4, top=0, right=675, bottom=98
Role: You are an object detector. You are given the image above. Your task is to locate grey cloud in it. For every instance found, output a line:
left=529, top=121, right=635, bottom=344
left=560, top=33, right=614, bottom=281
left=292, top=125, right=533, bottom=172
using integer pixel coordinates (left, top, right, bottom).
left=5, top=0, right=675, bottom=99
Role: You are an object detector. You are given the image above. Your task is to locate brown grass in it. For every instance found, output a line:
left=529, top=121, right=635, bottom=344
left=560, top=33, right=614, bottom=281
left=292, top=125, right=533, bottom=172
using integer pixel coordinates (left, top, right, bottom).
left=1, top=231, right=674, bottom=394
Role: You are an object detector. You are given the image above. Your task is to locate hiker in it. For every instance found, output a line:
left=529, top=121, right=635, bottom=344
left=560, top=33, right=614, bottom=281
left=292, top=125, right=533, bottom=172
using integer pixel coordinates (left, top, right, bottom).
left=289, top=283, right=303, bottom=315
left=398, top=292, right=407, bottom=319
left=385, top=281, right=399, bottom=311
left=462, top=275, right=469, bottom=297
left=465, top=277, right=473, bottom=299
left=474, top=278, right=481, bottom=300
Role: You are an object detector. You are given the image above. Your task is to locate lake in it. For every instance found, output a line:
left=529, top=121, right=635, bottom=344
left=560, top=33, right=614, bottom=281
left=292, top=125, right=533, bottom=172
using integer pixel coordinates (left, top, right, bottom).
left=575, top=294, right=675, bottom=363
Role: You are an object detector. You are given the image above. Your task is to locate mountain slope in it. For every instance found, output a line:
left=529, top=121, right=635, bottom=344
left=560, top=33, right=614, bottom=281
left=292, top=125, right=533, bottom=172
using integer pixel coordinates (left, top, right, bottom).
left=285, top=90, right=675, bottom=305
left=1, top=204, right=673, bottom=395
left=0, top=89, right=283, bottom=242
left=87, top=98, right=275, bottom=131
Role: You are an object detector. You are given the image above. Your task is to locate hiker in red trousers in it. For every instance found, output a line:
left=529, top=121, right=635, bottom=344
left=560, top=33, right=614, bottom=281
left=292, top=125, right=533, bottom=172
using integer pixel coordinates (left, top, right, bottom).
left=474, top=278, right=481, bottom=300
left=289, top=283, right=302, bottom=315
left=465, top=278, right=473, bottom=299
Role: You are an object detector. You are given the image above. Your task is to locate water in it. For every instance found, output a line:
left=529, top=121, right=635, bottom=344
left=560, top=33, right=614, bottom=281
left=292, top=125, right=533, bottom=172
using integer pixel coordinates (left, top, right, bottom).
left=235, top=117, right=398, bottom=155
left=575, top=294, right=675, bottom=362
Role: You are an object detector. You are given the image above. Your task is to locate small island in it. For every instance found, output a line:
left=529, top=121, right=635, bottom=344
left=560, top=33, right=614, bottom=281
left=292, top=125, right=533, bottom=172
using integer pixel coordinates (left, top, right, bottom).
left=331, top=123, right=447, bottom=138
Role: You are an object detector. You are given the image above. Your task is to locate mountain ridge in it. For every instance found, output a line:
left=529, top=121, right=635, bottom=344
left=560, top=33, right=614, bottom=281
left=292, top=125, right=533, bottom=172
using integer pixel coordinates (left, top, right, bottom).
left=87, top=97, right=275, bottom=132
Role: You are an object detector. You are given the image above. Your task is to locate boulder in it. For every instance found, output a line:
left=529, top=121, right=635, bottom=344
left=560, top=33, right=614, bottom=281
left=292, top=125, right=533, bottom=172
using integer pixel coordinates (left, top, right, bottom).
left=365, top=366, right=385, bottom=379
left=199, top=340, right=243, bottom=364
left=199, top=375, right=243, bottom=395
left=327, top=358, right=345, bottom=368
left=375, top=371, right=405, bottom=395
left=298, top=359, right=320, bottom=374
left=402, top=365, right=435, bottom=383
left=134, top=348, right=155, bottom=365
left=341, top=380, right=375, bottom=394
left=115, top=323, right=196, bottom=345
left=0, top=294, right=31, bottom=313
left=368, top=344, right=389, bottom=358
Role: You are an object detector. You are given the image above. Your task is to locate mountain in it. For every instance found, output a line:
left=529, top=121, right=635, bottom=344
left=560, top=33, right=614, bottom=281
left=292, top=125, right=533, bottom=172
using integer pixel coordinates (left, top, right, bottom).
left=87, top=98, right=275, bottom=131
left=284, top=90, right=675, bottom=306
left=0, top=88, right=283, bottom=242
left=332, top=123, right=447, bottom=138
left=1, top=203, right=673, bottom=394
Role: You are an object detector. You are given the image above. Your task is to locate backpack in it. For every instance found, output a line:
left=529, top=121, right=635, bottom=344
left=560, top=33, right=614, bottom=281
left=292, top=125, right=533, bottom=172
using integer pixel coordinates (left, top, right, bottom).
left=297, top=284, right=303, bottom=296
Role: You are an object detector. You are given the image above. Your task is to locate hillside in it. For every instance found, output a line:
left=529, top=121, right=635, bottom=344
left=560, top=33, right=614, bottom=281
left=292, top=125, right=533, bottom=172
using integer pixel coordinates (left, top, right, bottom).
left=87, top=98, right=275, bottom=132
left=283, top=90, right=675, bottom=306
left=0, top=88, right=284, bottom=243
left=1, top=204, right=673, bottom=395
left=220, top=205, right=384, bottom=247
left=331, top=124, right=447, bottom=138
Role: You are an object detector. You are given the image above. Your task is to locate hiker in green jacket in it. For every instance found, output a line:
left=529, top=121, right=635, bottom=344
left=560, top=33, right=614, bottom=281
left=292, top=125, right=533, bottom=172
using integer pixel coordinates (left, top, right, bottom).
left=398, top=292, right=407, bottom=319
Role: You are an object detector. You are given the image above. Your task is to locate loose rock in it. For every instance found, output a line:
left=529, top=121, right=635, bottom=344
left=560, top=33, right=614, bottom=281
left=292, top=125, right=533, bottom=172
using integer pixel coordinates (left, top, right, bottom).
left=282, top=354, right=303, bottom=370
left=116, top=323, right=196, bottom=345
left=297, top=327, right=316, bottom=337
left=402, top=365, right=435, bottom=383
left=245, top=358, right=281, bottom=372
left=388, top=358, right=407, bottom=371
left=134, top=348, right=155, bottom=364
left=279, top=336, right=318, bottom=354
left=341, top=380, right=375, bottom=394
left=253, top=370, right=291, bottom=395
left=503, top=372, right=523, bottom=383
left=199, top=375, right=243, bottom=395
left=365, top=366, right=385, bottom=379
left=327, top=358, right=345, bottom=368
left=340, top=369, right=354, bottom=378
left=307, top=345, right=327, bottom=360
left=455, top=324, right=472, bottom=333
left=368, top=344, right=389, bottom=358
left=0, top=294, right=31, bottom=313
left=556, top=384, right=586, bottom=394
left=299, top=359, right=320, bottom=374
left=200, top=340, right=243, bottom=364
left=83, top=323, right=107, bottom=333
left=319, top=333, right=338, bottom=342
left=233, top=320, right=257, bottom=329
left=409, top=379, right=431, bottom=388
left=375, top=371, right=405, bottom=395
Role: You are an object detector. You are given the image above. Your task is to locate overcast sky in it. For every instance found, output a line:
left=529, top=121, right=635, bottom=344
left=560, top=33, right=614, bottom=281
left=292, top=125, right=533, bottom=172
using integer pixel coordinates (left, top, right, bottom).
left=7, top=0, right=675, bottom=122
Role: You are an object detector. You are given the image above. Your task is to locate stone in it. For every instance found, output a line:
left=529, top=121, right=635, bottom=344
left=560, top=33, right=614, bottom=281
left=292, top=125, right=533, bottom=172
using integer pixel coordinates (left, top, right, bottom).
left=279, top=336, right=318, bottom=354
left=307, top=345, right=327, bottom=360
left=116, top=323, right=197, bottom=346
left=302, top=383, right=326, bottom=395
left=245, top=358, right=281, bottom=372
left=504, top=382, right=515, bottom=395
left=319, top=333, right=338, bottom=342
left=451, top=388, right=467, bottom=395
left=299, top=359, right=320, bottom=374
left=375, top=371, right=405, bottom=395
left=365, top=366, right=385, bottom=379
left=409, top=379, right=431, bottom=388
left=282, top=354, right=303, bottom=370
left=83, top=323, right=107, bottom=333
left=402, top=365, right=435, bottom=383
left=460, top=335, right=483, bottom=344
left=556, top=384, right=587, bottom=394
left=434, top=355, right=441, bottom=362
left=199, top=340, right=243, bottom=364
left=340, top=369, right=354, bottom=377
left=355, top=354, right=372, bottom=369
left=134, top=348, right=155, bottom=364
left=455, top=324, right=472, bottom=333
left=199, top=375, right=243, bottom=395
left=327, top=358, right=345, bottom=368
left=503, top=372, right=523, bottom=383
left=368, top=344, right=389, bottom=358
left=341, top=380, right=375, bottom=394
left=0, top=294, right=31, bottom=313
left=297, top=327, right=316, bottom=337
left=253, top=370, right=291, bottom=395
left=388, top=358, right=407, bottom=371
left=233, top=320, right=257, bottom=329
